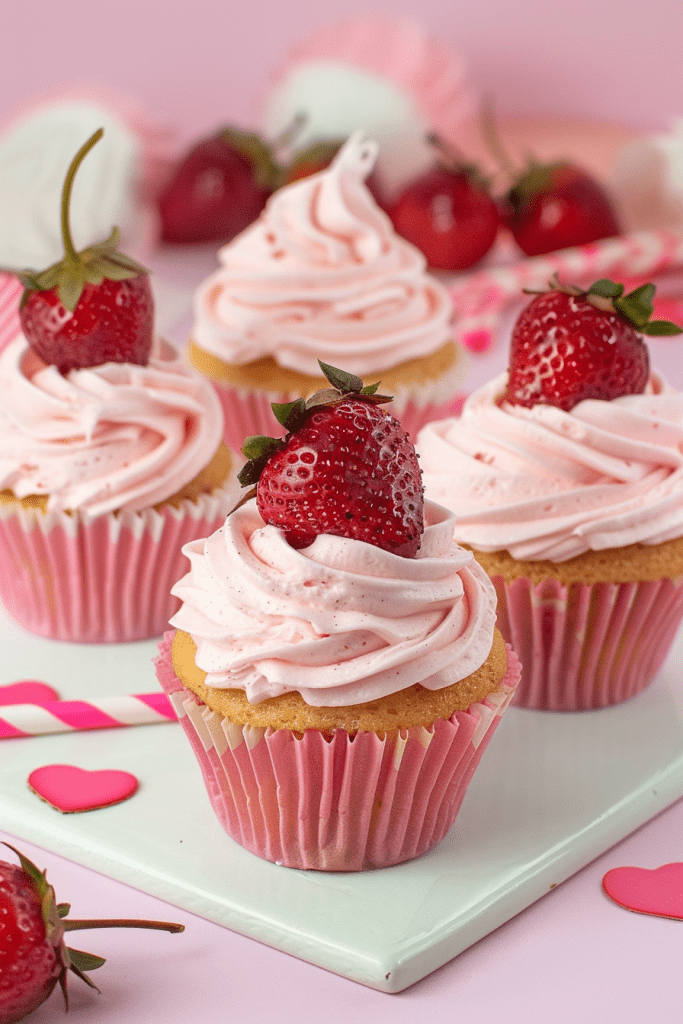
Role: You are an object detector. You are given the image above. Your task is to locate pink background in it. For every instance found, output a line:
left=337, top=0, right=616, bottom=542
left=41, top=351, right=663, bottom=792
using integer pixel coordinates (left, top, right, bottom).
left=1, top=6, right=683, bottom=1022
left=1, top=0, right=682, bottom=144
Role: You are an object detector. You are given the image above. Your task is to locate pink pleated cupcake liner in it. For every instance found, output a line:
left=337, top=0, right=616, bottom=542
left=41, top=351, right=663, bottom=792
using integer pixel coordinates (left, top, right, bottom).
left=0, top=486, right=237, bottom=643
left=264, top=18, right=476, bottom=139
left=210, top=378, right=467, bottom=450
left=154, top=632, right=520, bottom=871
left=491, top=574, right=683, bottom=711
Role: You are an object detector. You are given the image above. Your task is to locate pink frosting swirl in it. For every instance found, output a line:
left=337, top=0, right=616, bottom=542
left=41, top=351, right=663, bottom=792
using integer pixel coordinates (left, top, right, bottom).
left=192, top=134, right=453, bottom=376
left=418, top=371, right=683, bottom=561
left=169, top=499, right=496, bottom=706
left=0, top=335, right=224, bottom=516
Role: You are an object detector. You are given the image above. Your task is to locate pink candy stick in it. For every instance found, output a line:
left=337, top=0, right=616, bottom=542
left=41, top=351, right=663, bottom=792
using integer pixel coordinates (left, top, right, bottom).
left=0, top=692, right=176, bottom=739
left=0, top=272, right=21, bottom=355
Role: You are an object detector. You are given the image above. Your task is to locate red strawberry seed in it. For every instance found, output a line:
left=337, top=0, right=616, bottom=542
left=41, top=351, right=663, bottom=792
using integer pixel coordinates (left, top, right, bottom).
left=504, top=289, right=650, bottom=412
left=256, top=399, right=424, bottom=556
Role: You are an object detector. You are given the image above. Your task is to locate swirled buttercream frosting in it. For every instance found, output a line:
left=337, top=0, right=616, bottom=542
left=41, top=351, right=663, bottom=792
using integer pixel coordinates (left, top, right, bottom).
left=418, top=371, right=683, bottom=561
left=169, top=499, right=496, bottom=706
left=192, top=133, right=453, bottom=376
left=0, top=335, right=224, bottom=516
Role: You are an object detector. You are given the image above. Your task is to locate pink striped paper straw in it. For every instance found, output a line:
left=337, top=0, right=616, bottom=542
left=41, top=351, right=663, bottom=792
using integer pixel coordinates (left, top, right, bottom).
left=0, top=272, right=21, bottom=355
left=0, top=692, right=176, bottom=739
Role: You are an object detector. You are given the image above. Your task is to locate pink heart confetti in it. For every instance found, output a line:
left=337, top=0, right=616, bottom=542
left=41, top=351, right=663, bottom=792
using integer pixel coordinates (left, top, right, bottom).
left=28, top=764, right=139, bottom=814
left=0, top=680, right=60, bottom=706
left=602, top=863, right=683, bottom=920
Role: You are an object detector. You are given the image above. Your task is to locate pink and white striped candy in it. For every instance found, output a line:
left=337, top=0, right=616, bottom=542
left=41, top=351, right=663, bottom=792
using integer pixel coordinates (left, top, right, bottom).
left=0, top=692, right=175, bottom=739
left=0, top=272, right=21, bottom=355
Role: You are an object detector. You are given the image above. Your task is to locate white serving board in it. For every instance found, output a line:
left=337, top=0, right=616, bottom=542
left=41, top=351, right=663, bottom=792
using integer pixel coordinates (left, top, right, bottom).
left=1, top=606, right=683, bottom=993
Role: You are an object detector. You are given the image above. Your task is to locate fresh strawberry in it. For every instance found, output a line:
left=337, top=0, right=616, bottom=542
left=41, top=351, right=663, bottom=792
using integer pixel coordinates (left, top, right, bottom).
left=158, top=128, right=279, bottom=243
left=238, top=362, right=424, bottom=556
left=17, top=128, right=153, bottom=374
left=0, top=843, right=183, bottom=1024
left=387, top=135, right=499, bottom=270
left=503, top=161, right=621, bottom=256
left=480, top=103, right=621, bottom=257
left=504, top=276, right=682, bottom=412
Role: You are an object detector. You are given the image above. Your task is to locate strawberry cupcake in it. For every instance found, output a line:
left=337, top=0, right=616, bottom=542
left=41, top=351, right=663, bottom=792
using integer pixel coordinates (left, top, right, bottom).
left=418, top=278, right=683, bottom=710
left=189, top=134, right=466, bottom=449
left=155, top=364, right=519, bottom=871
left=0, top=130, right=238, bottom=643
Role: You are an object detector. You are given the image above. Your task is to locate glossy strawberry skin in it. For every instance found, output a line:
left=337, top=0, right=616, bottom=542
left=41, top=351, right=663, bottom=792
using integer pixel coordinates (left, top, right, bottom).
left=158, top=134, right=270, bottom=244
left=388, top=168, right=499, bottom=270
left=256, top=399, right=424, bottom=557
left=505, top=163, right=620, bottom=257
left=0, top=862, right=64, bottom=1024
left=504, top=290, right=649, bottom=412
left=19, top=274, right=154, bottom=374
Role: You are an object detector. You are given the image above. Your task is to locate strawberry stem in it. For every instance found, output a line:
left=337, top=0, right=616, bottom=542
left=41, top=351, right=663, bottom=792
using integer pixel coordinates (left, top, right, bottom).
left=273, top=112, right=307, bottom=152
left=62, top=918, right=184, bottom=933
left=425, top=132, right=489, bottom=188
left=426, top=132, right=465, bottom=169
left=479, top=96, right=516, bottom=179
left=61, top=128, right=104, bottom=264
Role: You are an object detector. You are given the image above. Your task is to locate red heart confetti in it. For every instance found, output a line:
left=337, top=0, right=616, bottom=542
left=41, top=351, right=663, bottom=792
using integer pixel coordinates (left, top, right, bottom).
left=28, top=764, right=139, bottom=813
left=602, top=863, right=683, bottom=920
left=0, top=680, right=60, bottom=706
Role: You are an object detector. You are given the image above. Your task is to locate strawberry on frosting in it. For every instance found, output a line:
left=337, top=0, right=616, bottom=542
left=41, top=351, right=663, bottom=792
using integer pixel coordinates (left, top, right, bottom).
left=418, top=278, right=683, bottom=561
left=192, top=133, right=453, bottom=377
left=0, top=335, right=223, bottom=516
left=171, top=360, right=497, bottom=706
left=169, top=499, right=496, bottom=706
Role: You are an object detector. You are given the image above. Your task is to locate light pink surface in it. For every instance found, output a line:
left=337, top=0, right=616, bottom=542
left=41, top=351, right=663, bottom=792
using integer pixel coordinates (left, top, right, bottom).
left=2, top=798, right=683, bottom=1022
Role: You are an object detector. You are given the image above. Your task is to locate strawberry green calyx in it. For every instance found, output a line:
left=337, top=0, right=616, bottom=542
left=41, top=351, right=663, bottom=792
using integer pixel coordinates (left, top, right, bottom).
left=506, top=161, right=565, bottom=213
left=237, top=361, right=390, bottom=488
left=584, top=279, right=682, bottom=335
left=282, top=138, right=345, bottom=185
left=479, top=100, right=567, bottom=209
left=221, top=127, right=281, bottom=192
left=532, top=275, right=683, bottom=336
left=1, top=841, right=183, bottom=1014
left=17, top=128, right=148, bottom=313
